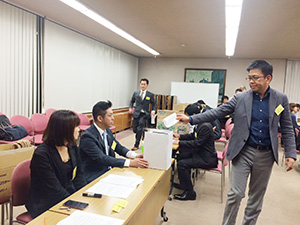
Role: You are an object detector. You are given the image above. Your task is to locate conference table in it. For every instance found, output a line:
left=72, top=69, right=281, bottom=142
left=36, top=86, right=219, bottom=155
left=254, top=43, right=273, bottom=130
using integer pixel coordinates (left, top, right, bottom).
left=27, top=165, right=172, bottom=225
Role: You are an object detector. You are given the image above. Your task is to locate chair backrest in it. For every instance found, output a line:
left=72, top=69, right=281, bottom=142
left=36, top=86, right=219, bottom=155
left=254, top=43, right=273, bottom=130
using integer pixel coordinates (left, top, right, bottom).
left=11, top=159, right=31, bottom=206
left=78, top=113, right=90, bottom=126
left=31, top=113, right=49, bottom=134
left=45, top=108, right=56, bottom=118
left=225, top=123, right=234, bottom=139
left=10, top=115, right=34, bottom=136
left=224, top=117, right=232, bottom=130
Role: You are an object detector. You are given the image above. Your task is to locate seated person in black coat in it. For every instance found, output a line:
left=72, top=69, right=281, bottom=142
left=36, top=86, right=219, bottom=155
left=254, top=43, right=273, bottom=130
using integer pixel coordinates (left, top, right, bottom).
left=26, top=110, right=86, bottom=218
left=173, top=104, right=218, bottom=201
left=79, top=100, right=148, bottom=183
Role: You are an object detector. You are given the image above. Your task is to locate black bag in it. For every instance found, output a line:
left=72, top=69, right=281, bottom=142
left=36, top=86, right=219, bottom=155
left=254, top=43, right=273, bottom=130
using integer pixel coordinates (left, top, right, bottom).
left=0, top=115, right=28, bottom=141
left=0, top=115, right=11, bottom=127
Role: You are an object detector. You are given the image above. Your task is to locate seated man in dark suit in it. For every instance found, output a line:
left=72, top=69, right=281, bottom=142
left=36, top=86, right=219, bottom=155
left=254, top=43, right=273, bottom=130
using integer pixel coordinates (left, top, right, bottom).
left=173, top=104, right=218, bottom=200
left=80, top=101, right=148, bottom=183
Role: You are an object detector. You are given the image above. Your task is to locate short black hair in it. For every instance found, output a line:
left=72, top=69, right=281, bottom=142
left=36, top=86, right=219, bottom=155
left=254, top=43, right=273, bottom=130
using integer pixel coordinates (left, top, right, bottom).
left=92, top=100, right=112, bottom=121
left=297, top=104, right=300, bottom=108
left=140, top=78, right=149, bottom=85
left=43, top=110, right=80, bottom=146
left=235, top=88, right=242, bottom=93
left=184, top=104, right=201, bottom=116
left=221, top=96, right=229, bottom=102
left=247, top=60, right=273, bottom=77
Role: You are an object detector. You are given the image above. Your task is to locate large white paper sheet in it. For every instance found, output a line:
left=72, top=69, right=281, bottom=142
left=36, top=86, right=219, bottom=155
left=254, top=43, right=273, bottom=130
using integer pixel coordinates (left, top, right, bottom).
left=86, top=175, right=143, bottom=199
left=56, top=211, right=124, bottom=225
left=162, top=113, right=178, bottom=128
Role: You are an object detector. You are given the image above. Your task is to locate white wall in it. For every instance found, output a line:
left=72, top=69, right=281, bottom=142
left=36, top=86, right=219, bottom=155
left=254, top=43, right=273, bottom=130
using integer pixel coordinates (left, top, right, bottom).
left=139, top=58, right=287, bottom=99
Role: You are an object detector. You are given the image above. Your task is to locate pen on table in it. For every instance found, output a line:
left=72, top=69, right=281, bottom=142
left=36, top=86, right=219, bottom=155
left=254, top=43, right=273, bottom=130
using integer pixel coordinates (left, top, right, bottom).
left=82, top=192, right=102, bottom=198
left=44, top=217, right=47, bottom=225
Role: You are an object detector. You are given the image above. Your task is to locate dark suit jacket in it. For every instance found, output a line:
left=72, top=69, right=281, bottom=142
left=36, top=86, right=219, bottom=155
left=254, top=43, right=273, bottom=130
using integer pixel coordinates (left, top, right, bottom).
left=179, top=122, right=218, bottom=169
left=191, top=88, right=297, bottom=163
left=129, top=90, right=157, bottom=119
left=79, top=124, right=129, bottom=183
left=26, top=143, right=86, bottom=218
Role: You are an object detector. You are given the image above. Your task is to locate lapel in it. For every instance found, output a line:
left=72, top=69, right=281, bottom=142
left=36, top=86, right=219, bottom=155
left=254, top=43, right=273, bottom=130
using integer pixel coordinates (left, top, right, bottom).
left=91, top=124, right=106, bottom=152
left=268, top=88, right=277, bottom=127
left=244, top=90, right=253, bottom=128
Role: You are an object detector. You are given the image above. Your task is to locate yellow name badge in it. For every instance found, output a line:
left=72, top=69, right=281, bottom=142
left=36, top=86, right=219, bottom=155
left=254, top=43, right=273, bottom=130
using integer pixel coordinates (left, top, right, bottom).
left=111, top=141, right=117, bottom=151
left=72, top=166, right=77, bottom=180
left=111, top=203, right=123, bottom=213
left=275, top=104, right=284, bottom=115
left=146, top=96, right=150, bottom=100
left=118, top=199, right=128, bottom=208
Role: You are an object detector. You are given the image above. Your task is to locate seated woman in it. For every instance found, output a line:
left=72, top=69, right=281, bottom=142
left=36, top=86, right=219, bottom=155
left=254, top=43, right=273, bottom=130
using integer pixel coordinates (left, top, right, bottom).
left=26, top=110, right=86, bottom=218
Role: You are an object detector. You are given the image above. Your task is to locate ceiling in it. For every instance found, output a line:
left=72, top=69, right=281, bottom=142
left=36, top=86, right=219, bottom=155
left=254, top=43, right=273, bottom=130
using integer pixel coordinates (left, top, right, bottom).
left=4, top=0, right=300, bottom=59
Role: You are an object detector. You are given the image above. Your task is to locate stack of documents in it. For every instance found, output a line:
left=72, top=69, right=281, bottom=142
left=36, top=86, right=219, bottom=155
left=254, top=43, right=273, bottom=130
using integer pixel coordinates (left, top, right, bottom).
left=86, top=174, right=143, bottom=199
left=57, top=211, right=124, bottom=225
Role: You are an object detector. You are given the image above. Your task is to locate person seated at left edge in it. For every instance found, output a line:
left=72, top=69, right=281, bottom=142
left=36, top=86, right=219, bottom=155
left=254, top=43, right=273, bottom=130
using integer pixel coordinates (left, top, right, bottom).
left=172, top=104, right=218, bottom=200
left=80, top=100, right=148, bottom=183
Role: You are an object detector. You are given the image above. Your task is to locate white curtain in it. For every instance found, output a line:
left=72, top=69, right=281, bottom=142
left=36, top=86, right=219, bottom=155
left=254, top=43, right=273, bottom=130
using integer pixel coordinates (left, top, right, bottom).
left=43, top=20, right=138, bottom=113
left=0, top=2, right=37, bottom=118
left=284, top=60, right=300, bottom=103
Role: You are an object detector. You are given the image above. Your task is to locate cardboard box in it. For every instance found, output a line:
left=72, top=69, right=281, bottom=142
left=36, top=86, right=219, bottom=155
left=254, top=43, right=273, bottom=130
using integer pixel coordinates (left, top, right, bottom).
left=173, top=103, right=191, bottom=112
left=0, top=145, right=34, bottom=199
left=144, top=129, right=173, bottom=170
left=156, top=110, right=189, bottom=134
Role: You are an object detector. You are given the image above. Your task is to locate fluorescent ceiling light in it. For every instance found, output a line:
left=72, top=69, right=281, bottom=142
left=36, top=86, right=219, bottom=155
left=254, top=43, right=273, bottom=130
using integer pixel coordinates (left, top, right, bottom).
left=225, top=0, right=243, bottom=56
left=60, top=0, right=160, bottom=56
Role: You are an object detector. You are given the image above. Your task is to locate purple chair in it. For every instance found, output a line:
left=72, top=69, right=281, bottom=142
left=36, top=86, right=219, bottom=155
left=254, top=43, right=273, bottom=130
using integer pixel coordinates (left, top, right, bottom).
left=207, top=142, right=229, bottom=203
left=78, top=113, right=91, bottom=131
left=31, top=114, right=49, bottom=145
left=9, top=159, right=33, bottom=224
left=45, top=108, right=56, bottom=118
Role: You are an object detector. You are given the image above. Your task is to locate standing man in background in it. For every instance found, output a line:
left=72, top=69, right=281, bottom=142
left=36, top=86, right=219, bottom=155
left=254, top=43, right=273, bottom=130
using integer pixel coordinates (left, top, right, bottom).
left=129, top=78, right=157, bottom=150
left=177, top=60, right=296, bottom=225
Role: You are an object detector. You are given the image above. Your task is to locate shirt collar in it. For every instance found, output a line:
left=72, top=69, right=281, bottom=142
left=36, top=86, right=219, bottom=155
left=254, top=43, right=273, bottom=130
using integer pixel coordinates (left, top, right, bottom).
left=253, top=86, right=270, bottom=98
left=94, top=122, right=105, bottom=138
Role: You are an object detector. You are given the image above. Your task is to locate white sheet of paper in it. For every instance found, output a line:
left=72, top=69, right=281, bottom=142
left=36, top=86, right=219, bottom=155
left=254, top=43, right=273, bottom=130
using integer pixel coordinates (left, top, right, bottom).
left=86, top=174, right=144, bottom=199
left=163, top=113, right=179, bottom=128
left=56, top=211, right=124, bottom=225
left=99, top=174, right=143, bottom=188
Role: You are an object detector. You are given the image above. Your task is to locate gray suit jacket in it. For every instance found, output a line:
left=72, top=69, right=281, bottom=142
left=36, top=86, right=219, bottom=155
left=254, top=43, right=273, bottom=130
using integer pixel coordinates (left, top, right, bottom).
left=129, top=90, right=157, bottom=119
left=190, top=88, right=297, bottom=163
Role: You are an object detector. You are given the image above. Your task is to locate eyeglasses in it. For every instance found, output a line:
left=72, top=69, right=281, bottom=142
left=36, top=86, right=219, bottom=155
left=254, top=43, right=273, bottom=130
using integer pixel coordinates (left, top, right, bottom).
left=245, top=75, right=265, bottom=81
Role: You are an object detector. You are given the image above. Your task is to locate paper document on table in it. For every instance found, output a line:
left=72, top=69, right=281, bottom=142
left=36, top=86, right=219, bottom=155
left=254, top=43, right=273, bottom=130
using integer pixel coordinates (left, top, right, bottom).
left=86, top=174, right=143, bottom=199
left=163, top=113, right=178, bottom=128
left=100, top=174, right=143, bottom=188
left=56, top=211, right=124, bottom=225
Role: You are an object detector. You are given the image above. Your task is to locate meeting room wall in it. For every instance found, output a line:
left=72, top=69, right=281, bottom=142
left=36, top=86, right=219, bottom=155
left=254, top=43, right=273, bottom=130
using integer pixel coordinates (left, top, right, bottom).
left=43, top=20, right=139, bottom=113
left=138, top=58, right=287, bottom=103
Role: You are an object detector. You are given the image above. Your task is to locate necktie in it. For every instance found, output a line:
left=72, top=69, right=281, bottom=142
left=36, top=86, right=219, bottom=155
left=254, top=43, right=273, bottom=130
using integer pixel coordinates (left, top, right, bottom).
left=102, top=131, right=112, bottom=170
left=140, top=91, right=144, bottom=101
left=103, top=131, right=109, bottom=156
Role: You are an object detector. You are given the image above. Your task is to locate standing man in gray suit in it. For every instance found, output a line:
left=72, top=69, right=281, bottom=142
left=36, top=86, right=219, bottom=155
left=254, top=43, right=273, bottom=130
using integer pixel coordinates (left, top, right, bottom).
left=129, top=78, right=157, bottom=150
left=177, top=60, right=296, bottom=225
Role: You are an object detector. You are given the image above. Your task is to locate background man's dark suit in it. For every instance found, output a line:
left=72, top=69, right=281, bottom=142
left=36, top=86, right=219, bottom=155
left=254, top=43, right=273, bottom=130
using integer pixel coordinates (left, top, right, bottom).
left=177, top=122, right=218, bottom=191
left=79, top=124, right=129, bottom=183
left=129, top=90, right=157, bottom=148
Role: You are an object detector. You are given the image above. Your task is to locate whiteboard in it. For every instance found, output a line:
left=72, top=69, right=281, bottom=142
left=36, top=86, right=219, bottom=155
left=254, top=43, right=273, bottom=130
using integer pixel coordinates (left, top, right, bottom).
left=171, top=82, right=219, bottom=108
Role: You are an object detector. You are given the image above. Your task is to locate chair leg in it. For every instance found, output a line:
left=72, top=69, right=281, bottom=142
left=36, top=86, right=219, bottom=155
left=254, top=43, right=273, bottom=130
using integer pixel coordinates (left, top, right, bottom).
left=1, top=203, right=4, bottom=225
left=9, top=196, right=13, bottom=225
